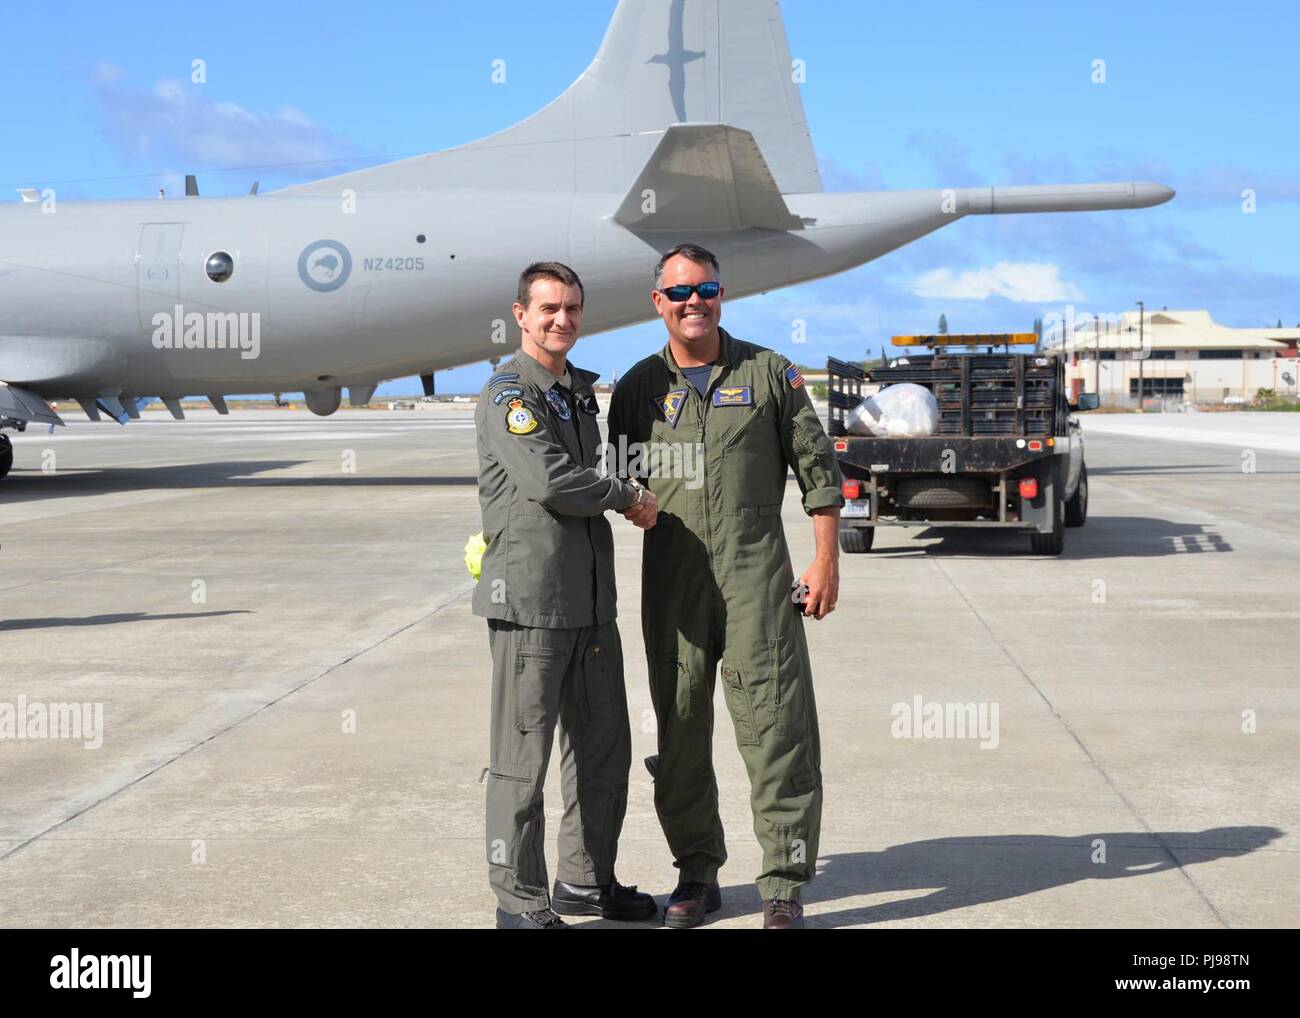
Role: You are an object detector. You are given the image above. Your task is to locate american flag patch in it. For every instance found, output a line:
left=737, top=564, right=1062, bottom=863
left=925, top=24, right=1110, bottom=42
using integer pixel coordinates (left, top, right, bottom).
left=786, top=365, right=804, bottom=389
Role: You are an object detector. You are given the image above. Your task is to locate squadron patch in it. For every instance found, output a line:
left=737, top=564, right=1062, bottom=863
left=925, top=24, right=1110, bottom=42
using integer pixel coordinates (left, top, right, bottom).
left=658, top=388, right=687, bottom=428
left=504, top=397, right=539, bottom=435
left=712, top=385, right=753, bottom=407
left=545, top=387, right=572, bottom=421
left=785, top=365, right=804, bottom=390
left=492, top=386, right=524, bottom=405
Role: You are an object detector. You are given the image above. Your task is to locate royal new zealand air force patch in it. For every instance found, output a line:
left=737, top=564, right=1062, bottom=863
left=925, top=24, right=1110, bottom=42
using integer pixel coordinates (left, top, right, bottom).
left=658, top=389, right=687, bottom=428
left=545, top=387, right=573, bottom=421
left=712, top=385, right=753, bottom=407
left=505, top=397, right=539, bottom=435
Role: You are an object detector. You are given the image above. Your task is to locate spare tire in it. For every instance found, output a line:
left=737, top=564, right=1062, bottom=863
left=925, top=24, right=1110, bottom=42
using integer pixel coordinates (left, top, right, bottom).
left=893, top=475, right=990, bottom=509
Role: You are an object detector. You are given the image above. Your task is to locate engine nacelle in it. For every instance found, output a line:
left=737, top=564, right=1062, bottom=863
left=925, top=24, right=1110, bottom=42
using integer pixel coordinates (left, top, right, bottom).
left=304, top=386, right=342, bottom=416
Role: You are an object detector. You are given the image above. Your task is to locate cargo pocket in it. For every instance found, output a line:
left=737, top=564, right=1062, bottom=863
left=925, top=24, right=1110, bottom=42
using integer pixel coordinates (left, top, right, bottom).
left=769, top=635, right=809, bottom=740
left=580, top=641, right=620, bottom=727
left=485, top=760, right=541, bottom=877
left=721, top=660, right=761, bottom=746
left=513, top=648, right=564, bottom=733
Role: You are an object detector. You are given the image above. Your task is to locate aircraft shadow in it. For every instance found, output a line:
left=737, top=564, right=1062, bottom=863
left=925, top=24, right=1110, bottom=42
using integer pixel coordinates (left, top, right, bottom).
left=575, top=825, right=1280, bottom=928
left=867, top=516, right=1232, bottom=559
left=0, top=610, right=253, bottom=632
left=1, top=461, right=478, bottom=502
left=1091, top=463, right=1300, bottom=476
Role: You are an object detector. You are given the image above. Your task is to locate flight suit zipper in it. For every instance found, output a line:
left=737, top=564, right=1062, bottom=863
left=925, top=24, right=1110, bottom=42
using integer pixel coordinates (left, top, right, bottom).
left=700, top=395, right=713, bottom=565
left=571, top=387, right=602, bottom=614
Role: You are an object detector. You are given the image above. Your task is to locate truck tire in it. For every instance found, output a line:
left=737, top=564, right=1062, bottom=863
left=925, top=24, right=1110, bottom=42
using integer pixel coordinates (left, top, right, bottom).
left=1064, top=463, right=1088, bottom=527
left=0, top=435, right=12, bottom=479
left=839, top=526, right=874, bottom=554
left=1029, top=486, right=1065, bottom=555
left=894, top=475, right=989, bottom=509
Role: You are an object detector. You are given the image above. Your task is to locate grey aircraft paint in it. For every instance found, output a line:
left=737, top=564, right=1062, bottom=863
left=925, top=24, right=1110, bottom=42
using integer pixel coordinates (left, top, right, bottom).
left=0, top=0, right=1172, bottom=443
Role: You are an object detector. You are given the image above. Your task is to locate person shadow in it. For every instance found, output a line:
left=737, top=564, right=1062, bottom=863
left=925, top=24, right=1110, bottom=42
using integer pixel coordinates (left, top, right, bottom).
left=766, top=826, right=1282, bottom=927
left=576, top=825, right=1281, bottom=928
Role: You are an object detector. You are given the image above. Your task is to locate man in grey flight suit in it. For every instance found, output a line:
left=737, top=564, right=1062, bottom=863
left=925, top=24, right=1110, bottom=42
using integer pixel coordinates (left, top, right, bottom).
left=474, top=261, right=659, bottom=929
left=608, top=244, right=844, bottom=929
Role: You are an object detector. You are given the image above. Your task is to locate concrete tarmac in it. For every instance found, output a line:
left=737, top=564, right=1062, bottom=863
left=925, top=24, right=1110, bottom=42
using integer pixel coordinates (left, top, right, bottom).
left=1, top=408, right=1296, bottom=928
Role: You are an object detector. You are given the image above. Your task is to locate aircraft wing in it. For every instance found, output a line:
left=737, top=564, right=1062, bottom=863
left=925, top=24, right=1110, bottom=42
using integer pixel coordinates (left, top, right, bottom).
left=614, top=124, right=805, bottom=232
left=0, top=382, right=64, bottom=427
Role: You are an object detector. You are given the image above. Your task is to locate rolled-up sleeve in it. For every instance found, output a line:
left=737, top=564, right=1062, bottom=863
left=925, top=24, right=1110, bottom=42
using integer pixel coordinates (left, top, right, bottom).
left=776, top=359, right=844, bottom=515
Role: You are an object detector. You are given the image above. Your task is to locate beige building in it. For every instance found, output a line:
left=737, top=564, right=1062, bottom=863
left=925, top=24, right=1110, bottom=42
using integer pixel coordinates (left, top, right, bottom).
left=1044, top=309, right=1300, bottom=406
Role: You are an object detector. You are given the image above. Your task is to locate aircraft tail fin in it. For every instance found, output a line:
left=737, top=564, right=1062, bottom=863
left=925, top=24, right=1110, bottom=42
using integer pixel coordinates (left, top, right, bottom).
left=277, top=0, right=820, bottom=197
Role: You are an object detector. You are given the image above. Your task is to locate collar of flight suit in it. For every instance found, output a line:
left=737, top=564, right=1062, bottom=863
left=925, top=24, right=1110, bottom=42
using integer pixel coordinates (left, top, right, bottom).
left=657, top=327, right=743, bottom=395
left=508, top=349, right=600, bottom=464
left=511, top=348, right=598, bottom=396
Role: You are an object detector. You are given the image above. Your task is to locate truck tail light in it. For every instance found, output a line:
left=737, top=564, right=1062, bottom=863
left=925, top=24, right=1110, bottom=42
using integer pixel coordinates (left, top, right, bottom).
left=1027, top=439, right=1044, bottom=452
left=842, top=479, right=862, bottom=499
left=1018, top=478, right=1038, bottom=499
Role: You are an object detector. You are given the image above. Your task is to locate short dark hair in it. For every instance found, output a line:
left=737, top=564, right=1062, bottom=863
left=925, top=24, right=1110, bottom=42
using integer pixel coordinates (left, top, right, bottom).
left=516, top=261, right=584, bottom=308
left=654, top=243, right=721, bottom=287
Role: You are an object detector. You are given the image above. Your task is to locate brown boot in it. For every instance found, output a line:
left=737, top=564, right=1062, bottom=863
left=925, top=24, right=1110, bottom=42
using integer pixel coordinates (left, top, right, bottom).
left=663, top=882, right=721, bottom=928
left=762, top=898, right=804, bottom=929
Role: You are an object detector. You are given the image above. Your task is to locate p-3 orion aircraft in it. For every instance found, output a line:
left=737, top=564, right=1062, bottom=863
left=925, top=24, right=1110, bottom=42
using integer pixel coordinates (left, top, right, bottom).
left=0, top=0, right=1173, bottom=479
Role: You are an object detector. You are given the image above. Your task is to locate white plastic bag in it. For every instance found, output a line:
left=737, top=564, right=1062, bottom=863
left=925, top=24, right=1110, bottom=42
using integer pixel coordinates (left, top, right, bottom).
left=847, top=383, right=938, bottom=437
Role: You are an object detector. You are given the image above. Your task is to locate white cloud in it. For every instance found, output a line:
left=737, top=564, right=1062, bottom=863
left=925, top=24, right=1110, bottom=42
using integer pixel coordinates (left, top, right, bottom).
left=912, top=262, right=1085, bottom=302
left=94, top=69, right=359, bottom=178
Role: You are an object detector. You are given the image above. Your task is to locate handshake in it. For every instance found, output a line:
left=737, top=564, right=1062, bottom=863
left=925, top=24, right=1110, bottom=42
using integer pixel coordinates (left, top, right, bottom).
left=620, top=478, right=659, bottom=530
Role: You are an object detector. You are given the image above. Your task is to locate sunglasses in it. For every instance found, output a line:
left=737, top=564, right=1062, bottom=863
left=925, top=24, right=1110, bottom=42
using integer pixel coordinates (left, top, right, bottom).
left=658, top=282, right=721, bottom=302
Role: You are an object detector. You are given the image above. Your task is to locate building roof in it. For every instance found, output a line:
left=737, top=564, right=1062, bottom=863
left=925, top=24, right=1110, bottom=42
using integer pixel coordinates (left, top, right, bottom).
left=1043, top=309, right=1300, bottom=353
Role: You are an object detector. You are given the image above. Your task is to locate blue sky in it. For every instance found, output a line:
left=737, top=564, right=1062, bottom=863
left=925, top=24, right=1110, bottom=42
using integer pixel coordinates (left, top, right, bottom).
left=4, top=0, right=1296, bottom=394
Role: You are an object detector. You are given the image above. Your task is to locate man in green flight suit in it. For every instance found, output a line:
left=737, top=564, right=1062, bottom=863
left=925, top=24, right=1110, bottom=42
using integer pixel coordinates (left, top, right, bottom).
left=474, top=261, right=659, bottom=929
left=607, top=243, right=844, bottom=930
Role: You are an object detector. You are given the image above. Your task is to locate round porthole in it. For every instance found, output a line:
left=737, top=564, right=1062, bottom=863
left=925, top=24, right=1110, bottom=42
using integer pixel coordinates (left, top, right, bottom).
left=205, top=251, right=234, bottom=282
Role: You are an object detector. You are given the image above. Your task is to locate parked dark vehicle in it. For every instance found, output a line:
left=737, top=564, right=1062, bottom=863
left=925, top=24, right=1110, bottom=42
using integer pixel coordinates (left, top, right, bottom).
left=827, top=340, right=1098, bottom=555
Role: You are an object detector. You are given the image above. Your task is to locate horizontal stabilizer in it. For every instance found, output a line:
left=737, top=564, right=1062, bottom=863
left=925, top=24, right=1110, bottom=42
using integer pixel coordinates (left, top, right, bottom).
left=962, top=182, right=1175, bottom=215
left=615, top=124, right=803, bottom=232
left=0, top=382, right=64, bottom=427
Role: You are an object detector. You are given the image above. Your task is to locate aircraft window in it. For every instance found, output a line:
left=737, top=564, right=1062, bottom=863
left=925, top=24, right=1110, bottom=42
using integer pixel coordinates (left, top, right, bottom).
left=205, top=251, right=234, bottom=282
left=416, top=234, right=426, bottom=243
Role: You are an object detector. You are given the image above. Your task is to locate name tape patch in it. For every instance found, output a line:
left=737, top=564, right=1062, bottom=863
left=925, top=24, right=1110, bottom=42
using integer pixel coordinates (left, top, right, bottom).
left=712, top=385, right=753, bottom=407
